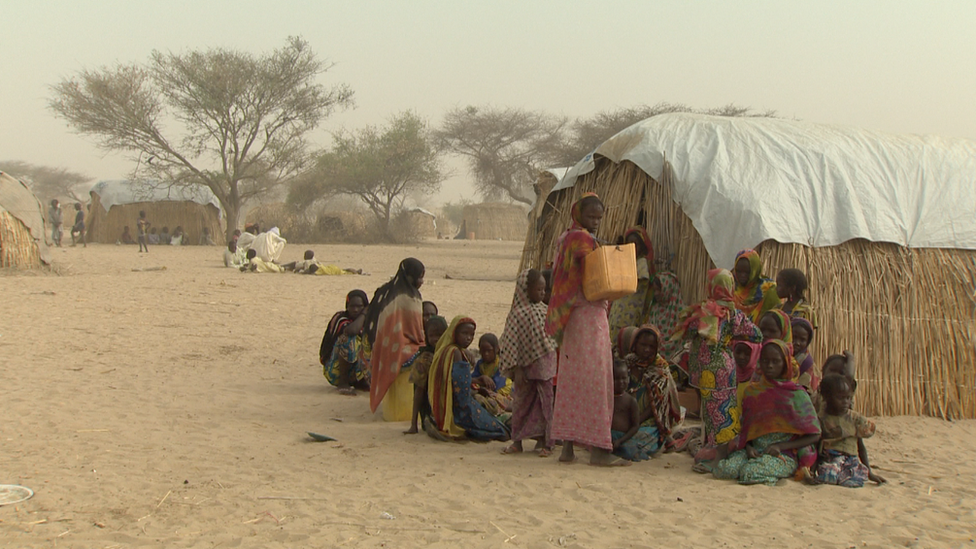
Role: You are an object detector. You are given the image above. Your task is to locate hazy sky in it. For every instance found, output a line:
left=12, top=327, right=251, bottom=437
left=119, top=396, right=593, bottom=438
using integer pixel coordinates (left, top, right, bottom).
left=2, top=0, right=974, bottom=204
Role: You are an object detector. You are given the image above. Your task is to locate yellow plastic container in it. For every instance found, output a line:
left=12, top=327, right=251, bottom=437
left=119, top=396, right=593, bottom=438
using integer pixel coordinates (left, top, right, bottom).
left=583, top=243, right=638, bottom=301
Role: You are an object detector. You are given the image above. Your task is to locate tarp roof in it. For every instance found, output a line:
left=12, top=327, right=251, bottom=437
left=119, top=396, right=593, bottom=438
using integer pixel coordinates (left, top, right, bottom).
left=554, top=113, right=976, bottom=264
left=0, top=171, right=51, bottom=264
left=90, top=180, right=221, bottom=213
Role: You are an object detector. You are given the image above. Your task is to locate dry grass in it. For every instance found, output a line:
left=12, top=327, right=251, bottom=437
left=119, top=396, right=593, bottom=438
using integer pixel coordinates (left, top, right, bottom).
left=88, top=193, right=224, bottom=245
left=521, top=159, right=976, bottom=418
left=0, top=207, right=41, bottom=268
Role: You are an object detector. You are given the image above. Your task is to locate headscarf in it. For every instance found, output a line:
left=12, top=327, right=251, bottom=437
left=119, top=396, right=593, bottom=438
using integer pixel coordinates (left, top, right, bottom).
left=364, top=258, right=426, bottom=412
left=475, top=333, right=501, bottom=378
left=672, top=269, right=736, bottom=343
left=421, top=315, right=448, bottom=353
left=735, top=340, right=820, bottom=448
left=319, top=289, right=369, bottom=365
left=762, top=310, right=794, bottom=346
left=733, top=340, right=761, bottom=384
left=733, top=249, right=781, bottom=323
left=623, top=226, right=655, bottom=274
left=616, top=326, right=639, bottom=359
left=499, top=269, right=557, bottom=375
left=428, top=316, right=476, bottom=438
left=545, top=193, right=601, bottom=344
left=646, top=272, right=683, bottom=358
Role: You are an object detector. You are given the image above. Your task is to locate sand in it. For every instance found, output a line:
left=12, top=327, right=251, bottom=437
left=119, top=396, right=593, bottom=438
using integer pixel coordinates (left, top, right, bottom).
left=1, top=240, right=974, bottom=548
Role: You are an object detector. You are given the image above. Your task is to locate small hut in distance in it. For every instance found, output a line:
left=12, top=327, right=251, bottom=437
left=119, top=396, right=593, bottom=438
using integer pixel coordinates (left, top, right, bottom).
left=87, top=181, right=224, bottom=245
left=0, top=171, right=51, bottom=268
left=459, top=202, right=528, bottom=240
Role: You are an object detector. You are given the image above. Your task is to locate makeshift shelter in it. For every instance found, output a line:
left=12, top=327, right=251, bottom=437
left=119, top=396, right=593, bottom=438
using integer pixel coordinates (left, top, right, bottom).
left=400, top=208, right=437, bottom=239
left=87, top=181, right=224, bottom=245
left=0, top=171, right=51, bottom=268
left=460, top=202, right=528, bottom=241
left=521, top=113, right=976, bottom=419
left=524, top=168, right=569, bottom=246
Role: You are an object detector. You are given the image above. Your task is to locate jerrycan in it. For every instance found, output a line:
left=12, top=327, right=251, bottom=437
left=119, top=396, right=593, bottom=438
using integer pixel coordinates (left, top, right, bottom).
left=583, top=242, right=638, bottom=301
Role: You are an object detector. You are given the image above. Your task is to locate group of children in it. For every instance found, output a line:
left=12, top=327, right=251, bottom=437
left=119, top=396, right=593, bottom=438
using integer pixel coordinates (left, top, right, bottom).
left=312, top=192, right=883, bottom=486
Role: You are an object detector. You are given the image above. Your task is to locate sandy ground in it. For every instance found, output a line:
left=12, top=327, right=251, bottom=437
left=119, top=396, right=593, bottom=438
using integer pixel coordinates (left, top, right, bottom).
left=1, top=240, right=975, bottom=549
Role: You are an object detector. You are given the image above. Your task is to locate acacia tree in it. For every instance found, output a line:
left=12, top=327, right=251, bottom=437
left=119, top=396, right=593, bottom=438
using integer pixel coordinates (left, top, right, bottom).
left=49, top=37, right=353, bottom=239
left=0, top=161, right=91, bottom=204
left=436, top=106, right=566, bottom=205
left=289, top=111, right=443, bottom=239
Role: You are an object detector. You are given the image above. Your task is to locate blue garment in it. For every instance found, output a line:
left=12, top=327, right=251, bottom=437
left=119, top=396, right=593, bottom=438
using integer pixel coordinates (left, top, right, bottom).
left=452, top=361, right=509, bottom=441
left=611, top=426, right=660, bottom=461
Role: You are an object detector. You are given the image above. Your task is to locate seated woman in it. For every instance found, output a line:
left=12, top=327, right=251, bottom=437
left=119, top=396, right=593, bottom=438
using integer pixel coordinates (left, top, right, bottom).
left=713, top=340, right=821, bottom=485
left=170, top=226, right=185, bottom=245
left=621, top=325, right=683, bottom=453
left=320, top=290, right=370, bottom=395
left=427, top=316, right=510, bottom=441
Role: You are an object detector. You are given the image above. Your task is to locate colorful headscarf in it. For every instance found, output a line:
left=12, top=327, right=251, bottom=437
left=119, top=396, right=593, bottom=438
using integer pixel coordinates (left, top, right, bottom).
left=364, top=258, right=426, bottom=412
left=735, top=340, right=820, bottom=448
left=545, top=193, right=601, bottom=344
left=791, top=317, right=818, bottom=387
left=647, top=272, right=683, bottom=358
left=499, top=269, right=557, bottom=375
left=319, top=289, right=369, bottom=365
left=475, top=333, right=500, bottom=377
left=733, top=249, right=781, bottom=323
left=428, top=316, right=476, bottom=438
left=672, top=269, right=736, bottom=343
left=762, top=309, right=794, bottom=345
left=631, top=324, right=662, bottom=356
left=623, top=226, right=655, bottom=274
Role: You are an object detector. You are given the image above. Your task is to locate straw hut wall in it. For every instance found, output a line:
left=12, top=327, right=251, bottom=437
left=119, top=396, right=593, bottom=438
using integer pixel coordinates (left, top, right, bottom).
left=0, top=172, right=50, bottom=268
left=461, top=202, right=529, bottom=241
left=399, top=209, right=437, bottom=239
left=315, top=210, right=371, bottom=242
left=521, top=119, right=976, bottom=419
left=88, top=182, right=224, bottom=245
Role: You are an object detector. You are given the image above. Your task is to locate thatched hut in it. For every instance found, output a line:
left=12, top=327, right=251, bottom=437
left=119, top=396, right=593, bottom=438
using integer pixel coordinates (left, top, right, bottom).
left=522, top=113, right=976, bottom=419
left=460, top=202, right=529, bottom=241
left=400, top=208, right=437, bottom=239
left=87, top=181, right=224, bottom=245
left=0, top=171, right=51, bottom=268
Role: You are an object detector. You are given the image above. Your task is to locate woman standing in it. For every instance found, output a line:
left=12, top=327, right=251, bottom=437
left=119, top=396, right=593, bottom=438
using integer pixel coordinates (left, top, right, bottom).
left=546, top=193, right=621, bottom=466
left=674, top=269, right=762, bottom=470
left=732, top=249, right=780, bottom=323
left=359, top=258, right=426, bottom=419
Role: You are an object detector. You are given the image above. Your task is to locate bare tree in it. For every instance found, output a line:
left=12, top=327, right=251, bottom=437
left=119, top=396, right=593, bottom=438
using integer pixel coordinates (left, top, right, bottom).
left=49, top=37, right=353, bottom=239
left=436, top=106, right=566, bottom=206
left=289, top=111, right=443, bottom=240
left=0, top=161, right=91, bottom=204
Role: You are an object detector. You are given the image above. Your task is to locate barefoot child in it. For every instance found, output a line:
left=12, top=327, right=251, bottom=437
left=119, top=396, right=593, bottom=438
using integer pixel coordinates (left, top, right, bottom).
left=712, top=340, right=821, bottom=485
left=500, top=269, right=558, bottom=456
left=404, top=315, right=448, bottom=434
left=610, top=361, right=653, bottom=462
left=545, top=193, right=619, bottom=466
left=320, top=290, right=370, bottom=395
left=814, top=374, right=885, bottom=487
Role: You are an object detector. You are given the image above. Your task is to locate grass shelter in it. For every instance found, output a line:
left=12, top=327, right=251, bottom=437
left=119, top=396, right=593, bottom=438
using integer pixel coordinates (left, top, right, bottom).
left=87, top=181, right=224, bottom=245
left=0, top=171, right=51, bottom=268
left=460, top=202, right=529, bottom=241
left=521, top=113, right=976, bottom=419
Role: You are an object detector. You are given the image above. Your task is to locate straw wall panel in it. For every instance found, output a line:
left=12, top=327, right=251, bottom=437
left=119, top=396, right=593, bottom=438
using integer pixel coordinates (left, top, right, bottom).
left=0, top=207, right=41, bottom=268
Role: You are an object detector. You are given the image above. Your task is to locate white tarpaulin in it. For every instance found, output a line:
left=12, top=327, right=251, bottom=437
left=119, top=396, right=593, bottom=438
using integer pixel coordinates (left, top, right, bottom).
left=90, top=180, right=222, bottom=215
left=554, top=113, right=976, bottom=265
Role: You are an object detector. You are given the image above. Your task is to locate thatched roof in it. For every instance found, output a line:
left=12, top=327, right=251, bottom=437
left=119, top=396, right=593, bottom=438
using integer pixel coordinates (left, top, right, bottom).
left=0, top=171, right=50, bottom=266
left=90, top=180, right=221, bottom=214
left=523, top=116, right=976, bottom=419
left=554, top=113, right=976, bottom=264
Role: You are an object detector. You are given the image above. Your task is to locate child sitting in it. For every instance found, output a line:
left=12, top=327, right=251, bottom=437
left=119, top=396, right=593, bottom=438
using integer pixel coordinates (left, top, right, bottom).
left=473, top=333, right=513, bottom=399
left=610, top=361, right=651, bottom=462
left=241, top=249, right=284, bottom=273
left=713, top=340, right=821, bottom=485
left=622, top=325, right=682, bottom=451
left=791, top=318, right=818, bottom=392
left=732, top=340, right=760, bottom=383
left=811, top=351, right=856, bottom=413
left=320, top=290, right=371, bottom=395
left=814, top=374, right=885, bottom=487
left=120, top=226, right=136, bottom=245
left=148, top=227, right=159, bottom=245
left=404, top=315, right=449, bottom=435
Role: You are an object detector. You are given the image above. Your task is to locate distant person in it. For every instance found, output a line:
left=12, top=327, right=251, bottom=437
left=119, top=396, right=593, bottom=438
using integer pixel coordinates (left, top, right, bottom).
left=120, top=226, right=136, bottom=245
left=159, top=226, right=171, bottom=245
left=70, top=203, right=86, bottom=247
left=223, top=241, right=246, bottom=267
left=250, top=226, right=286, bottom=262
left=147, top=227, right=159, bottom=245
left=48, top=199, right=63, bottom=247
left=137, top=211, right=150, bottom=252
left=240, top=248, right=284, bottom=273
left=170, top=226, right=185, bottom=246
left=199, top=227, right=216, bottom=246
